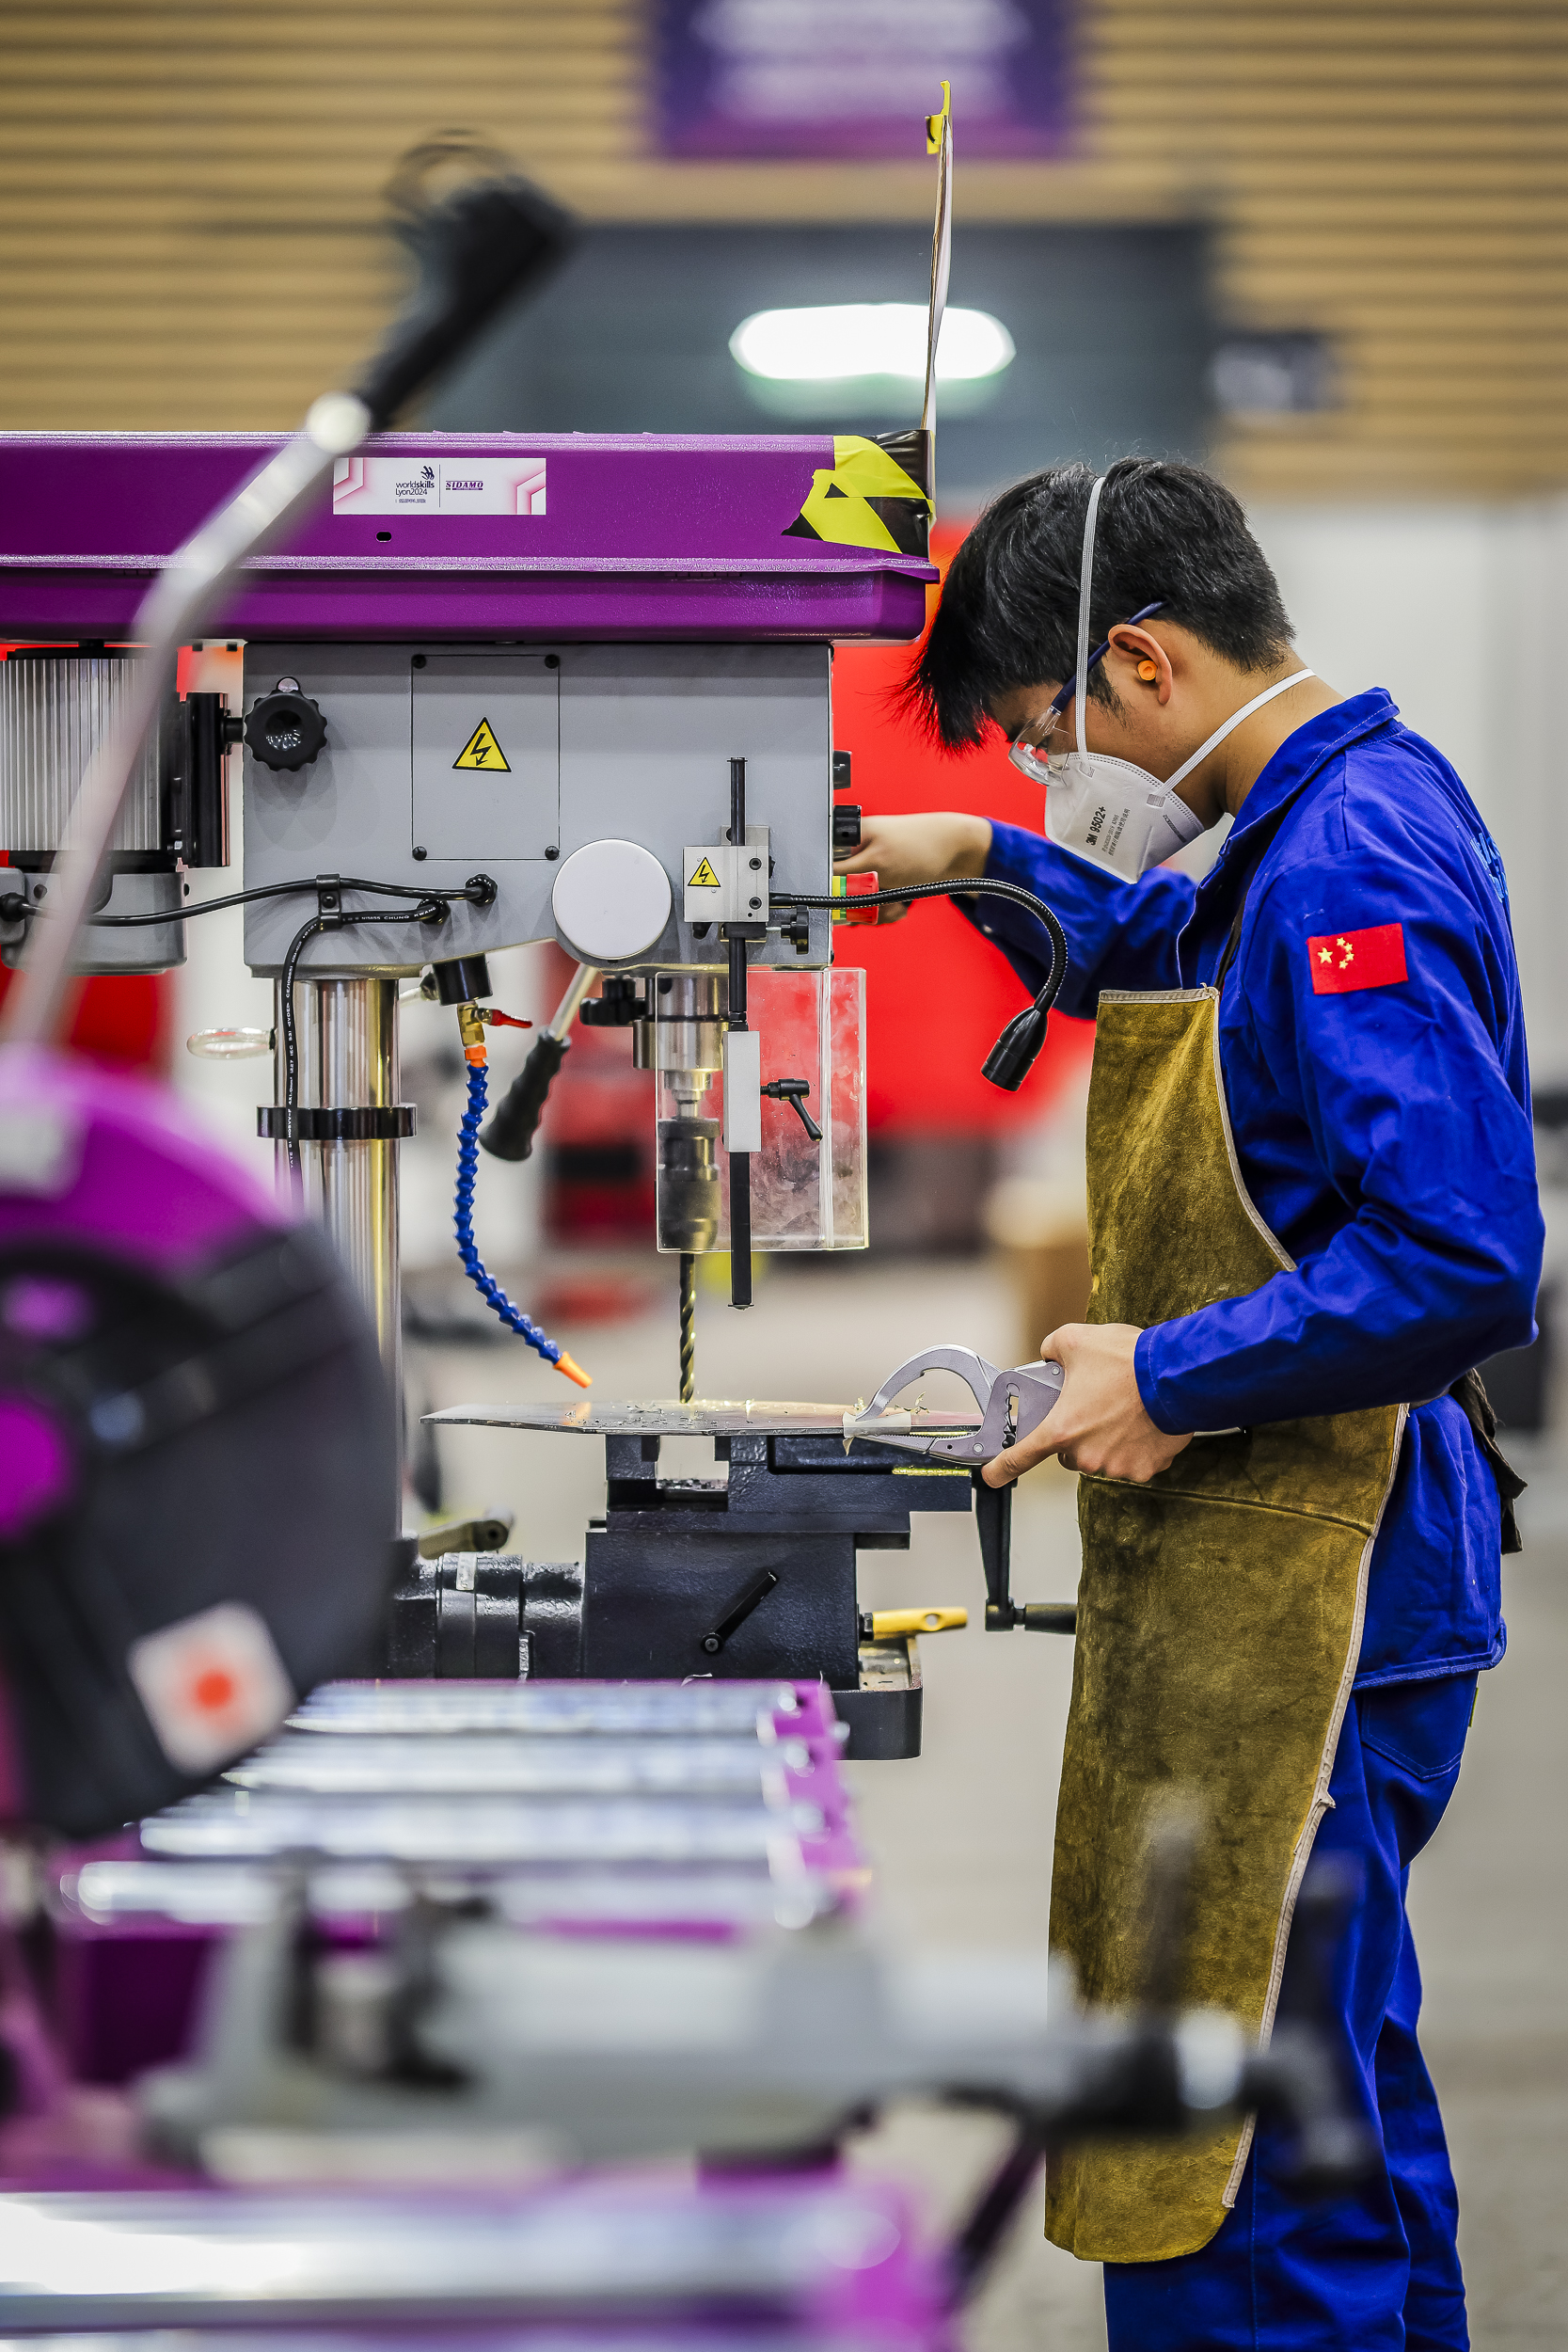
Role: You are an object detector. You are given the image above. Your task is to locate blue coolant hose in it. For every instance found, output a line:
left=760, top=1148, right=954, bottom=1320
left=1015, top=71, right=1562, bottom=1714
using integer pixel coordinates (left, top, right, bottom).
left=454, top=1060, right=588, bottom=1384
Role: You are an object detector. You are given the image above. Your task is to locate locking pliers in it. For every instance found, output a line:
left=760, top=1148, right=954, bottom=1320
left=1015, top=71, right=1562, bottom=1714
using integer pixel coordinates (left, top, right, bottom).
left=842, top=1343, right=1064, bottom=1465
left=843, top=1345, right=1075, bottom=1636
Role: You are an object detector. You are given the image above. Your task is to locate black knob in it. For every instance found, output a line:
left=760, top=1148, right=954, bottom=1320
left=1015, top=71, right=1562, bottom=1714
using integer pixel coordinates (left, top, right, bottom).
left=832, top=803, right=863, bottom=855
left=245, top=691, right=327, bottom=772
left=832, top=750, right=852, bottom=790
left=579, top=976, right=647, bottom=1027
left=430, top=953, right=493, bottom=1007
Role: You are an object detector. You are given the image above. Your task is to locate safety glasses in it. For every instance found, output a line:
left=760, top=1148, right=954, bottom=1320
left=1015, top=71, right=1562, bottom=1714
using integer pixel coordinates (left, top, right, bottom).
left=1006, top=600, right=1164, bottom=785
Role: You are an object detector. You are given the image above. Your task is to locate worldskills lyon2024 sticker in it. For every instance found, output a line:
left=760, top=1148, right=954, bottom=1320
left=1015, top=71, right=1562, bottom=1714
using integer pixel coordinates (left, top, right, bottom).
left=332, top=455, right=547, bottom=516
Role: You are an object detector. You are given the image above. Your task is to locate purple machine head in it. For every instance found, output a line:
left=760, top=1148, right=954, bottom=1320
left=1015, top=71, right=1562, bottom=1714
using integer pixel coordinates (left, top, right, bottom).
left=0, top=429, right=935, bottom=646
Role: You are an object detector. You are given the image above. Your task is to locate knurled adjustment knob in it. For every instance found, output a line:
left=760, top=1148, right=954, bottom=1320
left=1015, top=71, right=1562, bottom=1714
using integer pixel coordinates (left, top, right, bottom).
left=832, top=803, right=863, bottom=854
left=244, top=690, right=327, bottom=772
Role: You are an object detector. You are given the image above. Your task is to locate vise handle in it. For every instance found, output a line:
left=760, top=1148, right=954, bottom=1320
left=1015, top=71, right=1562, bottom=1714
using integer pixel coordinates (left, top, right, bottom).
left=974, top=1475, right=1077, bottom=1636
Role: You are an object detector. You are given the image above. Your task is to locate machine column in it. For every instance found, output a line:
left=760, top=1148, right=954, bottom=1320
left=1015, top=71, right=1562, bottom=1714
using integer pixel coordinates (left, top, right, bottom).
left=274, top=975, right=404, bottom=1497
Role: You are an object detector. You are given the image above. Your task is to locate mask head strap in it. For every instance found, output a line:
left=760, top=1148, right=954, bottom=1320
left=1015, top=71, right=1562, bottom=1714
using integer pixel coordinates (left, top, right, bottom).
left=1165, top=667, right=1317, bottom=789
left=1074, top=475, right=1105, bottom=759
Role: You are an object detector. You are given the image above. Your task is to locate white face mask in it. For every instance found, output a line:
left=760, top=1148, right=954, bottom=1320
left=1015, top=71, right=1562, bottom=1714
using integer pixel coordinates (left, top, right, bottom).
left=1007, top=474, right=1314, bottom=882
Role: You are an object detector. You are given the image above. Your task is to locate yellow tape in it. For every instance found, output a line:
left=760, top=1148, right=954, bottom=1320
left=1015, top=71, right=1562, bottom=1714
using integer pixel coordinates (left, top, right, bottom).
left=786, top=436, right=933, bottom=554
left=927, top=79, right=951, bottom=156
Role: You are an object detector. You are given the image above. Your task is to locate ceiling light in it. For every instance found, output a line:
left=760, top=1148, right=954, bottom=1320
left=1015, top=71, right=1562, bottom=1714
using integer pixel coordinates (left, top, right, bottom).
left=730, top=304, right=1015, bottom=385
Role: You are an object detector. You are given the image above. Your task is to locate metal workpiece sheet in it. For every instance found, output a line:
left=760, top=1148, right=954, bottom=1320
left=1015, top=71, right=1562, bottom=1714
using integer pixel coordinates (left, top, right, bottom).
left=423, top=1398, right=979, bottom=1438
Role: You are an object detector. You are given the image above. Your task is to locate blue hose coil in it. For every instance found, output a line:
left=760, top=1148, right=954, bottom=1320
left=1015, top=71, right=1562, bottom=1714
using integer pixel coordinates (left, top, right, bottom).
left=454, top=1061, right=562, bottom=1364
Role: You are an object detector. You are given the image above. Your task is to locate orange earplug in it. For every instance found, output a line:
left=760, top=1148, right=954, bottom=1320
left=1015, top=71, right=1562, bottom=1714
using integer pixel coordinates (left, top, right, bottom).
left=1137, top=659, right=1159, bottom=681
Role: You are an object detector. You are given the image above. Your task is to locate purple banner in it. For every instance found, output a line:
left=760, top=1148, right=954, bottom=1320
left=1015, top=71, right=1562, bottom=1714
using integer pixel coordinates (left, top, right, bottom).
left=655, top=0, right=1074, bottom=161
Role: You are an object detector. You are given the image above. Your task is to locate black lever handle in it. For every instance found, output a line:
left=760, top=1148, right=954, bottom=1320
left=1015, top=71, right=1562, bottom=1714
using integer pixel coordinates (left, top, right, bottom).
left=1022, top=1600, right=1078, bottom=1632
left=761, top=1077, right=823, bottom=1142
left=480, top=1031, right=568, bottom=1162
left=701, top=1568, right=779, bottom=1656
left=356, top=161, right=578, bottom=430
left=974, top=1473, right=1016, bottom=1629
left=973, top=1471, right=1077, bottom=1634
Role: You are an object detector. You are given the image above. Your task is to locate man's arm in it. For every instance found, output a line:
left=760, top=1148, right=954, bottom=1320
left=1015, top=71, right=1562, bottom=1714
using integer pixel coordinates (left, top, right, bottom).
left=1136, top=829, right=1542, bottom=1432
left=837, top=814, right=1193, bottom=1020
left=986, top=783, right=1542, bottom=1487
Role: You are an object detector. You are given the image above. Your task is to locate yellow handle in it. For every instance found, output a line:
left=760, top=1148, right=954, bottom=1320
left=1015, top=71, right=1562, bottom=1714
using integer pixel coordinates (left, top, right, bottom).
left=870, top=1606, right=968, bottom=1638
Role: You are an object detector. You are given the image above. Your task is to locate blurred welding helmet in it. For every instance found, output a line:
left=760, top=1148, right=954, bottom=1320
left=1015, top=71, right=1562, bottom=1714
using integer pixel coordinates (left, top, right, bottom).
left=1007, top=476, right=1311, bottom=882
left=0, top=1045, right=397, bottom=1838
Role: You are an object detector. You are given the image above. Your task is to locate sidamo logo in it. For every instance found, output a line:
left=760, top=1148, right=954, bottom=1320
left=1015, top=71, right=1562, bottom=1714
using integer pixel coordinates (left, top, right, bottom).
left=447, top=479, right=484, bottom=491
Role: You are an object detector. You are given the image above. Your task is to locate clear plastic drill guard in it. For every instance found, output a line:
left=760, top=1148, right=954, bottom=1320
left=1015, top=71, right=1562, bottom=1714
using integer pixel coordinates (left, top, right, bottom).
left=655, top=966, right=867, bottom=1253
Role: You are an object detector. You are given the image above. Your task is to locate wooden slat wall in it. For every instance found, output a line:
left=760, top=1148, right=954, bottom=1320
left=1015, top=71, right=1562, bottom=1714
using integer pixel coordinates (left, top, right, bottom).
left=1092, top=0, right=1568, bottom=496
left=0, top=1, right=1562, bottom=497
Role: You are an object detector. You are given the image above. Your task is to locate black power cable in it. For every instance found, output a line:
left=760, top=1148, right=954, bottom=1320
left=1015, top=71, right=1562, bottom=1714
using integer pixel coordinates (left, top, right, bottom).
left=774, top=878, right=1068, bottom=995
left=772, top=878, right=1070, bottom=1092
left=6, top=868, right=497, bottom=1182
left=277, top=914, right=327, bottom=1184
left=81, top=875, right=484, bottom=928
left=276, top=899, right=450, bottom=1185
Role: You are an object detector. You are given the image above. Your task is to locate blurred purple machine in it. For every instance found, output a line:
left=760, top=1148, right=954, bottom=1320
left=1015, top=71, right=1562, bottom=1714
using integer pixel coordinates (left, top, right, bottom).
left=14, top=1671, right=1371, bottom=2344
left=50, top=1676, right=863, bottom=2090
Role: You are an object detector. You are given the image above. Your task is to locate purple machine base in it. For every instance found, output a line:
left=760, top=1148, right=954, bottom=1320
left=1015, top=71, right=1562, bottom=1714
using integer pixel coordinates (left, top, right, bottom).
left=10, top=1677, right=940, bottom=2347
left=0, top=2169, right=952, bottom=2348
left=0, top=434, right=936, bottom=643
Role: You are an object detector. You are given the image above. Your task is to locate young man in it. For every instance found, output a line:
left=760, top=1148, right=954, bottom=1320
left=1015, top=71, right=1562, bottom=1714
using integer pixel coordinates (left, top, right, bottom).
left=840, top=459, right=1540, bottom=2352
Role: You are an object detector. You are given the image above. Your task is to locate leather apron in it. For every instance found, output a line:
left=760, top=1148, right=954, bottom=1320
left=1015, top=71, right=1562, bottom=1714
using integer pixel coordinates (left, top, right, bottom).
left=1043, top=979, right=1405, bottom=2265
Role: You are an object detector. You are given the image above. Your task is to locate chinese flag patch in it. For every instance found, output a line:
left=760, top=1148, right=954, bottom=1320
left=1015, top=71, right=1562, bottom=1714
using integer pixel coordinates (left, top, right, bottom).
left=1307, top=922, right=1407, bottom=995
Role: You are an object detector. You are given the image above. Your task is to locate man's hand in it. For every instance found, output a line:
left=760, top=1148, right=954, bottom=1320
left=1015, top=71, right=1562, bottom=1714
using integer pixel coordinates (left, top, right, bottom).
left=833, top=811, right=991, bottom=925
left=982, top=1323, right=1194, bottom=1487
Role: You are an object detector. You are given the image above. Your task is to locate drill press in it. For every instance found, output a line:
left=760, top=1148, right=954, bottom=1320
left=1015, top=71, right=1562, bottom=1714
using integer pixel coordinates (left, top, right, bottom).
left=0, top=110, right=1074, bottom=1753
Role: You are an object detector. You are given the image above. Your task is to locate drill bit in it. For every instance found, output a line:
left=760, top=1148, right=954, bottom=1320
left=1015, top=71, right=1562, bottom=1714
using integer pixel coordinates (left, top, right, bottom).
left=679, top=1251, right=696, bottom=1404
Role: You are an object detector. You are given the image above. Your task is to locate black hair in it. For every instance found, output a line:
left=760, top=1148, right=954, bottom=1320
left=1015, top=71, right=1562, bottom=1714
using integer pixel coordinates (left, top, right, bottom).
left=905, top=457, right=1295, bottom=750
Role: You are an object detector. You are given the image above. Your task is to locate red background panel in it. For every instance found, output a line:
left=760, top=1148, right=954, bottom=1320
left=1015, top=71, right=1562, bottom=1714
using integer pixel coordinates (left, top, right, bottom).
left=829, top=526, right=1093, bottom=1136
left=0, top=961, right=173, bottom=1072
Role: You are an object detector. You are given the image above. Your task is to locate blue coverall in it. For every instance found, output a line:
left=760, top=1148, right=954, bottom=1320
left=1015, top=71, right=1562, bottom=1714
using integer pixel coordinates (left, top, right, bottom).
left=960, top=690, right=1542, bottom=2350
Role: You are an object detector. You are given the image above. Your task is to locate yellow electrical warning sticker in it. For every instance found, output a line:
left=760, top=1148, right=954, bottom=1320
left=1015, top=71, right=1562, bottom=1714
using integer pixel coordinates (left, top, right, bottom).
left=687, top=856, right=721, bottom=889
left=452, top=718, right=510, bottom=772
